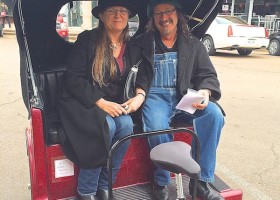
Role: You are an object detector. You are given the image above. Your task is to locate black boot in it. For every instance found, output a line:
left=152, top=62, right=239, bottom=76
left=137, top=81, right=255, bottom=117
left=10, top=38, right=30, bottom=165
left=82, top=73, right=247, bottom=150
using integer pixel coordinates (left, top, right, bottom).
left=96, top=188, right=109, bottom=200
left=77, top=194, right=99, bottom=200
left=189, top=179, right=224, bottom=200
left=152, top=182, right=169, bottom=200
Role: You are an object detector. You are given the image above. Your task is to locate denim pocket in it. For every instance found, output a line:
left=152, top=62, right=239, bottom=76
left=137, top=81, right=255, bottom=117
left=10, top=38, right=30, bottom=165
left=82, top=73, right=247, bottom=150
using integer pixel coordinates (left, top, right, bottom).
left=152, top=52, right=178, bottom=87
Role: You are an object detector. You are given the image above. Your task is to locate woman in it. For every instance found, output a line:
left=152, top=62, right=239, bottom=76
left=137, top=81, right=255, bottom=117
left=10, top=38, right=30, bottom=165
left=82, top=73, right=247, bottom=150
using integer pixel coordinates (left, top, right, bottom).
left=59, top=0, right=146, bottom=199
left=1, top=2, right=11, bottom=28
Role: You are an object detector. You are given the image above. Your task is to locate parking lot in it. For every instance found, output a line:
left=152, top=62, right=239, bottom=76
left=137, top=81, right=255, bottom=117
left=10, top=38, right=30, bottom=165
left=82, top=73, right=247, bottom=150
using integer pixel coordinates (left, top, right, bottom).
left=211, top=50, right=280, bottom=200
left=0, top=34, right=279, bottom=200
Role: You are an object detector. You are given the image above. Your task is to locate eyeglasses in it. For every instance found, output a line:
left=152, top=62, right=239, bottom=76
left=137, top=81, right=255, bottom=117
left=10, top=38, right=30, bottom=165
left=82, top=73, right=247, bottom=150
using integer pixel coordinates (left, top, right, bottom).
left=153, top=8, right=176, bottom=17
left=105, top=8, right=129, bottom=16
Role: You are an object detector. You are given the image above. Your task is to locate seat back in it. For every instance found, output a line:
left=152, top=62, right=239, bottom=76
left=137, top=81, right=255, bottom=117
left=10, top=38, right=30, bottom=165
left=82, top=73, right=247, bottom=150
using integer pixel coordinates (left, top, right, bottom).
left=36, top=65, right=66, bottom=145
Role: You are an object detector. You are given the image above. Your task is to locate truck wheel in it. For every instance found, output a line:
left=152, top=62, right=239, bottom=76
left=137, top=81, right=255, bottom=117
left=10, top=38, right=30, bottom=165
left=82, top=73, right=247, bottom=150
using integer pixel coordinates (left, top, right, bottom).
left=237, top=49, right=252, bottom=56
left=268, top=39, right=280, bottom=56
left=202, top=36, right=216, bottom=56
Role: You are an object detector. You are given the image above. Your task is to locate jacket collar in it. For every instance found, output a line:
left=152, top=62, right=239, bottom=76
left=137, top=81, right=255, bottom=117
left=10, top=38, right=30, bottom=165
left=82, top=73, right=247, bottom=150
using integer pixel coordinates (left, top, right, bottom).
left=132, top=32, right=154, bottom=64
left=177, top=33, right=194, bottom=85
left=133, top=31, right=195, bottom=77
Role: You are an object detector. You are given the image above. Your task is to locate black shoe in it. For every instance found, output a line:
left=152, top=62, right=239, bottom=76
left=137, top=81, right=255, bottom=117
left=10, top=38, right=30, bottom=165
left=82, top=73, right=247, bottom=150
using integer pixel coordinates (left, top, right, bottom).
left=96, top=188, right=110, bottom=200
left=189, top=180, right=224, bottom=200
left=78, top=194, right=99, bottom=200
left=152, top=183, right=169, bottom=200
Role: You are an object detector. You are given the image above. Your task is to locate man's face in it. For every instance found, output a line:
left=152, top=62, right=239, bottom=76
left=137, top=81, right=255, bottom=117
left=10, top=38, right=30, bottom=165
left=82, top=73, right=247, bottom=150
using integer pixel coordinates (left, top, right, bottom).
left=153, top=4, right=178, bottom=37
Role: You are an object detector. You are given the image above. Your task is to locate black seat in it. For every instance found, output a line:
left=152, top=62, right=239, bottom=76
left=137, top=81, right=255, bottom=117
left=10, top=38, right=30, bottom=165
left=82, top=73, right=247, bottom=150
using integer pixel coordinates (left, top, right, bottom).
left=150, top=141, right=200, bottom=176
left=150, top=141, right=200, bottom=200
left=36, top=65, right=66, bottom=145
left=35, top=65, right=145, bottom=145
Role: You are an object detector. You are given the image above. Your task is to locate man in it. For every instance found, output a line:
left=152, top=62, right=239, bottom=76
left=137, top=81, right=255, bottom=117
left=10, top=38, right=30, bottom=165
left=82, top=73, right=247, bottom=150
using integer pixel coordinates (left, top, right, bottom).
left=133, top=0, right=225, bottom=199
left=258, top=1, right=274, bottom=17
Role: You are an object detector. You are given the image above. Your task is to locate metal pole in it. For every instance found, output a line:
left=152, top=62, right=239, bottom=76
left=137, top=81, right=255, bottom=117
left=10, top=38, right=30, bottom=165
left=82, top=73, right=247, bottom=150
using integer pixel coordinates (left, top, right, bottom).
left=248, top=0, right=254, bottom=25
left=231, top=0, right=235, bottom=16
left=175, top=173, right=185, bottom=200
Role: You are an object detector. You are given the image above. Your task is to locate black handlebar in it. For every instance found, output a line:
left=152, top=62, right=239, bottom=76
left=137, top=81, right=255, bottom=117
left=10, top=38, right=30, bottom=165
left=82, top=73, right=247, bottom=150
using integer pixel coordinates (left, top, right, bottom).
left=107, top=127, right=200, bottom=199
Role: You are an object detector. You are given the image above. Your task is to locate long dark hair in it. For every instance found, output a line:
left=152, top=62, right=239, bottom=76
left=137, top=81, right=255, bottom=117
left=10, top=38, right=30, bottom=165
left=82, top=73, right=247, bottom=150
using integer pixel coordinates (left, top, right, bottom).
left=145, top=9, right=191, bottom=38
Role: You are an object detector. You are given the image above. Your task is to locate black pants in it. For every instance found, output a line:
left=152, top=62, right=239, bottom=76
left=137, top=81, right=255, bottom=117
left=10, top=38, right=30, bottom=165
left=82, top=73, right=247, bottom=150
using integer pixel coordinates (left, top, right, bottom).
left=2, top=16, right=11, bottom=28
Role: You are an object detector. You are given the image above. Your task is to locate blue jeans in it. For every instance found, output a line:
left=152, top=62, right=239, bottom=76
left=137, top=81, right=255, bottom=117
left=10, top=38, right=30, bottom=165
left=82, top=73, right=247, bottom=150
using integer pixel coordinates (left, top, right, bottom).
left=142, top=51, right=224, bottom=186
left=142, top=89, right=224, bottom=185
left=77, top=115, right=133, bottom=196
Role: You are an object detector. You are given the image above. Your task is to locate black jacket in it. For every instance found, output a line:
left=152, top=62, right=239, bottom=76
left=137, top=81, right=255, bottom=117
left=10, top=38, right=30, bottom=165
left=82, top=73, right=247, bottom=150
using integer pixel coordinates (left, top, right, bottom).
left=59, top=29, right=144, bottom=169
left=131, top=31, right=221, bottom=101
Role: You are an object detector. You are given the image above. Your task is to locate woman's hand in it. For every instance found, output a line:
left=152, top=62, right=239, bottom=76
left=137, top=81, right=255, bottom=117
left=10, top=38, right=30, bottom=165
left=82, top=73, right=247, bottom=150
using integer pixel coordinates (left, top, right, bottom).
left=192, top=89, right=211, bottom=110
left=96, top=98, right=128, bottom=117
left=121, top=94, right=145, bottom=114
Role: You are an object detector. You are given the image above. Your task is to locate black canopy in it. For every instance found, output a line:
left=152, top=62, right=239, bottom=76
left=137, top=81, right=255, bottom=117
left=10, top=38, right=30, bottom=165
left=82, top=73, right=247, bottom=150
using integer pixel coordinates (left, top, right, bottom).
left=13, top=0, right=222, bottom=110
left=14, top=0, right=223, bottom=69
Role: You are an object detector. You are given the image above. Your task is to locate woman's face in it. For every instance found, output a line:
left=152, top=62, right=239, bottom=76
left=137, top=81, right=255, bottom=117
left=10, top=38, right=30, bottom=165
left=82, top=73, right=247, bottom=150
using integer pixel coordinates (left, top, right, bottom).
left=99, top=6, right=130, bottom=34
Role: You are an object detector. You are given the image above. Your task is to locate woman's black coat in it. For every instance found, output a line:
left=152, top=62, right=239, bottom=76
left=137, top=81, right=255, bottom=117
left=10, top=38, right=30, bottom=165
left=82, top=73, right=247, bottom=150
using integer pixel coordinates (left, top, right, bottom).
left=59, top=29, right=144, bottom=169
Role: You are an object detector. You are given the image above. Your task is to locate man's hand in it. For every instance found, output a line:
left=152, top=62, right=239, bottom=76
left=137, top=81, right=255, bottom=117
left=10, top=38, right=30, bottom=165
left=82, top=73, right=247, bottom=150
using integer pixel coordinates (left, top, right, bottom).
left=121, top=94, right=145, bottom=113
left=192, top=89, right=211, bottom=110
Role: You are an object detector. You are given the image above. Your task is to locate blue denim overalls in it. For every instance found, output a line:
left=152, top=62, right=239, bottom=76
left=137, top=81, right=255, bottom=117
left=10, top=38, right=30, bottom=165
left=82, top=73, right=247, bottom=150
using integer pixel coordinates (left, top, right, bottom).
left=142, top=51, right=180, bottom=186
left=142, top=43, right=225, bottom=186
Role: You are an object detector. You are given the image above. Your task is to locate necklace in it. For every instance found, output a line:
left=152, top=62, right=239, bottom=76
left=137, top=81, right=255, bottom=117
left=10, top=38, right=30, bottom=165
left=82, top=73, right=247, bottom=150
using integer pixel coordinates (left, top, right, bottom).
left=110, top=42, right=122, bottom=51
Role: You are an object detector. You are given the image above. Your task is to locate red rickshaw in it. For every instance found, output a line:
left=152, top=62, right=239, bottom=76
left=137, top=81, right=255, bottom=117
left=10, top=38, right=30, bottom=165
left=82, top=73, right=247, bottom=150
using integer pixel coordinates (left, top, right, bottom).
left=13, top=0, right=243, bottom=199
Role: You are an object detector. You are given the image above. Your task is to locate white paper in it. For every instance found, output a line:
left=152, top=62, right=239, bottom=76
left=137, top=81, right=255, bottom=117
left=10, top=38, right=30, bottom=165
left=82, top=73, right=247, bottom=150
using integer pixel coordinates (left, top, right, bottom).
left=176, top=89, right=204, bottom=114
left=54, top=159, right=74, bottom=178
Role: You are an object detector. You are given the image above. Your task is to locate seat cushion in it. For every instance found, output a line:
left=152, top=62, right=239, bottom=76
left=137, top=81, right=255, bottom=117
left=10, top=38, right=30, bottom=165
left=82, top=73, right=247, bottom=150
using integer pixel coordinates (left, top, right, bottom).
left=150, top=141, right=200, bottom=177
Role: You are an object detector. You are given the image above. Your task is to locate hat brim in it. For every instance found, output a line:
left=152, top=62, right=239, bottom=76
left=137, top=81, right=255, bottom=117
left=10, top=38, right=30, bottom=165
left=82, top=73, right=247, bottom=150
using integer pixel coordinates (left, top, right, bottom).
left=92, top=2, right=137, bottom=19
left=147, top=0, right=182, bottom=18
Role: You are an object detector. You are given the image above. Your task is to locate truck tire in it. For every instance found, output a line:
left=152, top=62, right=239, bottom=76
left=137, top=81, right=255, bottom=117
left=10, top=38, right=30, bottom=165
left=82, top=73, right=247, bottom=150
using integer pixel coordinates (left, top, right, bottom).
left=268, top=39, right=280, bottom=56
left=237, top=49, right=252, bottom=56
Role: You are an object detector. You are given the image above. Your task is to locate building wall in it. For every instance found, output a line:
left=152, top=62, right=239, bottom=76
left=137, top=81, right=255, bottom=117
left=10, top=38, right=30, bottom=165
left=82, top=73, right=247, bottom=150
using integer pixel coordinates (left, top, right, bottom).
left=60, top=0, right=99, bottom=29
left=227, top=0, right=280, bottom=15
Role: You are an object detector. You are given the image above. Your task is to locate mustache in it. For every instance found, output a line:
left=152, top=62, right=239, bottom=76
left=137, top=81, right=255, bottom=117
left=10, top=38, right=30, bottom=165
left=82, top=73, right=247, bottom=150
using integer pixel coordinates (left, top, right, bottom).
left=159, top=19, right=172, bottom=25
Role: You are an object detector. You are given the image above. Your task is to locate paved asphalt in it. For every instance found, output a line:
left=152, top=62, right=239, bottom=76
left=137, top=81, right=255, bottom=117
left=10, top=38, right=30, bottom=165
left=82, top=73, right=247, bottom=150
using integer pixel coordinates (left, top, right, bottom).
left=0, top=34, right=279, bottom=200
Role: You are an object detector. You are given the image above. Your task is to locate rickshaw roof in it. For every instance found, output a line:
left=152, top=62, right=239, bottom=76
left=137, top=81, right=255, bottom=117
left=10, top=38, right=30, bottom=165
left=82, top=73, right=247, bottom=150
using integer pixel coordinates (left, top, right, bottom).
left=13, top=0, right=223, bottom=113
left=14, top=0, right=223, bottom=70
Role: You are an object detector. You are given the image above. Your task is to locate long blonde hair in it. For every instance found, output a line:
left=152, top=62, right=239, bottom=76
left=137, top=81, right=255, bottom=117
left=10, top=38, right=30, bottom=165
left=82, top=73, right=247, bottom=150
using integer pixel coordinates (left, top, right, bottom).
left=92, top=21, right=130, bottom=87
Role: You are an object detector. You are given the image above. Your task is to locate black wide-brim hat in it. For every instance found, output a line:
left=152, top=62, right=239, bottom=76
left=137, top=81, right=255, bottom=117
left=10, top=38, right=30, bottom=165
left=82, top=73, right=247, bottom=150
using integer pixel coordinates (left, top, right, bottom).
left=92, top=0, right=137, bottom=19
